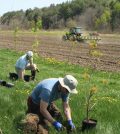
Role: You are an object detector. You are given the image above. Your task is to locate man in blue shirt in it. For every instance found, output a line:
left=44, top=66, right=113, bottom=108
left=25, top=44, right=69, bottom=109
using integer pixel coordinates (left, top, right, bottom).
left=27, top=75, right=78, bottom=131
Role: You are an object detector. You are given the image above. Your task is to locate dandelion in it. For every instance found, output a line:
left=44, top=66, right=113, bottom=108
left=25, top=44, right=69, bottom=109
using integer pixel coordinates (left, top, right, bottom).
left=45, top=57, right=63, bottom=65
left=102, top=79, right=108, bottom=85
left=90, top=86, right=97, bottom=94
left=26, top=90, right=30, bottom=94
left=25, top=90, right=31, bottom=94
left=82, top=73, right=90, bottom=80
left=100, top=96, right=118, bottom=103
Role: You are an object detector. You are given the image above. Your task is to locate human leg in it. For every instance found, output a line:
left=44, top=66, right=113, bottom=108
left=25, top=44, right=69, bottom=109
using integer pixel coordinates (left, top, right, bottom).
left=26, top=96, right=45, bottom=123
left=25, top=64, right=38, bottom=80
left=15, top=67, right=25, bottom=80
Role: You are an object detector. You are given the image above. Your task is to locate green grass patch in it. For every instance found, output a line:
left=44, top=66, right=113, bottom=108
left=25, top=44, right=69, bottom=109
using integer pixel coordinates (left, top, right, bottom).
left=0, top=49, right=120, bottom=134
left=0, top=30, right=65, bottom=36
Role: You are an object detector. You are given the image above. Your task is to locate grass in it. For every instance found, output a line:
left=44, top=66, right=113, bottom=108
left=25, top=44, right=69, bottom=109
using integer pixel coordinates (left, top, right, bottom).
left=0, top=30, right=65, bottom=36
left=0, top=49, right=120, bottom=134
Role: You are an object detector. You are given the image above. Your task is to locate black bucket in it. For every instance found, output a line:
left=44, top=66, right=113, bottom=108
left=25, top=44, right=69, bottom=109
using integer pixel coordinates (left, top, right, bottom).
left=0, top=80, right=7, bottom=86
left=6, top=82, right=14, bottom=88
left=0, top=80, right=14, bottom=88
left=81, top=119, right=97, bottom=132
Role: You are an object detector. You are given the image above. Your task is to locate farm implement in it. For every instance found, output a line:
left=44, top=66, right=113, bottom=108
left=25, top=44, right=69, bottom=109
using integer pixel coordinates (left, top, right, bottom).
left=62, top=27, right=101, bottom=42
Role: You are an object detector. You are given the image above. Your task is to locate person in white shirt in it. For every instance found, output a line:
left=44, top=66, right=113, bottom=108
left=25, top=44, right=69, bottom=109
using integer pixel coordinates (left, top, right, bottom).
left=15, top=51, right=37, bottom=80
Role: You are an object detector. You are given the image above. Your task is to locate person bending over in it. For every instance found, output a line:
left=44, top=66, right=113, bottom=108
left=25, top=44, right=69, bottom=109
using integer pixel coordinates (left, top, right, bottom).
left=15, top=51, right=37, bottom=80
left=27, top=75, right=78, bottom=131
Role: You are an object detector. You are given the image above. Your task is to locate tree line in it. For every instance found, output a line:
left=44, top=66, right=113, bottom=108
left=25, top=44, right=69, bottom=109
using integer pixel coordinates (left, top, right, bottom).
left=0, top=0, right=120, bottom=32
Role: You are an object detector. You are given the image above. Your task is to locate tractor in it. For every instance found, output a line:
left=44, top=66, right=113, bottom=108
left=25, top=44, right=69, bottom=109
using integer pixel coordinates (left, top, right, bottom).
left=62, top=27, right=101, bottom=42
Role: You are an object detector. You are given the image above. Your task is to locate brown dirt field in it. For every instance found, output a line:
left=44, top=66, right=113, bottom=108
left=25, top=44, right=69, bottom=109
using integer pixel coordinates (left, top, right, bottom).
left=0, top=32, right=120, bottom=72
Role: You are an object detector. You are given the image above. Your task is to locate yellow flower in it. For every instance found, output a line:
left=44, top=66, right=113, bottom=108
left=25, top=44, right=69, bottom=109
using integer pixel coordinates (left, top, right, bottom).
left=90, top=86, right=97, bottom=94
left=102, top=79, right=108, bottom=85
left=45, top=57, right=64, bottom=65
left=83, top=73, right=90, bottom=80
left=100, top=96, right=118, bottom=103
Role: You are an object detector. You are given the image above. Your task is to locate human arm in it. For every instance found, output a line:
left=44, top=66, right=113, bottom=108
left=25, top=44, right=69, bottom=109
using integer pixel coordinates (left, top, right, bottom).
left=63, top=101, right=72, bottom=120
left=40, top=100, right=55, bottom=124
left=29, top=57, right=34, bottom=66
left=28, top=56, right=37, bottom=70
left=40, top=100, right=63, bottom=131
left=63, top=101, right=75, bottom=130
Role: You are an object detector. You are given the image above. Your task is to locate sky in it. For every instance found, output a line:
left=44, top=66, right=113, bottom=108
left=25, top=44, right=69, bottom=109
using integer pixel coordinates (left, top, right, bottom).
left=0, top=0, right=69, bottom=16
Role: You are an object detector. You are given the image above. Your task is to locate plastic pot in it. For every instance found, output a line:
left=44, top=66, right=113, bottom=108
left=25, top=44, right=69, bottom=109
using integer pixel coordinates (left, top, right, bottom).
left=0, top=80, right=14, bottom=88
left=81, top=119, right=97, bottom=132
left=0, top=80, right=7, bottom=86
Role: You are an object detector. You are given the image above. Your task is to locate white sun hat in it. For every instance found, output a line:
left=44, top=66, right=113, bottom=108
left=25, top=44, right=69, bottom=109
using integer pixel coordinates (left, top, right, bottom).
left=26, top=51, right=33, bottom=57
left=59, top=75, right=78, bottom=94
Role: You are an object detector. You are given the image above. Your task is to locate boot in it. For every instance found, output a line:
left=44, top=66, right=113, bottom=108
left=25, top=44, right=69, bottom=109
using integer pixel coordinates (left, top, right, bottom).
left=31, top=70, right=36, bottom=80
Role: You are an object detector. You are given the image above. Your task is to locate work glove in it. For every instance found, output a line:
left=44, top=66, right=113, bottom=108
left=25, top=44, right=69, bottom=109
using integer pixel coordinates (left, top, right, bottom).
left=67, top=120, right=75, bottom=131
left=53, top=121, right=63, bottom=131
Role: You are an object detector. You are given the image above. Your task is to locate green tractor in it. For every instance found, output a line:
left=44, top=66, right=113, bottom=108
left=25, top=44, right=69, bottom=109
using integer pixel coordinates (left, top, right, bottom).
left=62, top=27, right=101, bottom=42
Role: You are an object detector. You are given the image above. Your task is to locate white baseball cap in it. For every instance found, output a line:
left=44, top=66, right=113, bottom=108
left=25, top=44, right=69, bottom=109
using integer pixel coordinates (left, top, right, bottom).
left=26, top=51, right=33, bottom=57
left=59, top=75, right=78, bottom=94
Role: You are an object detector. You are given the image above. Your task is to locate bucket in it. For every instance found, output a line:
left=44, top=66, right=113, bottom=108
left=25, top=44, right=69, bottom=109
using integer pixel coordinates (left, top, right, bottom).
left=81, top=119, right=97, bottom=131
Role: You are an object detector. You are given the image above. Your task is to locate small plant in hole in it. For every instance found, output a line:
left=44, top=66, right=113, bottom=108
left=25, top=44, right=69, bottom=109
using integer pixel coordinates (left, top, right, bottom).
left=86, top=86, right=97, bottom=121
left=81, top=86, right=98, bottom=131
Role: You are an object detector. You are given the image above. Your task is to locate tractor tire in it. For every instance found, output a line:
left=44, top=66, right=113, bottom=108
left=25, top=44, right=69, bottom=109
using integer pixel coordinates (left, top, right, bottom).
left=62, top=35, right=68, bottom=41
left=69, top=35, right=76, bottom=41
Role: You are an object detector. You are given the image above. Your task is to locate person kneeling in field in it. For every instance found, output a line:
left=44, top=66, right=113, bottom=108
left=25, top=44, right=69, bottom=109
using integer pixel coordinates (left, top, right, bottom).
left=15, top=51, right=37, bottom=80
left=26, top=75, right=78, bottom=131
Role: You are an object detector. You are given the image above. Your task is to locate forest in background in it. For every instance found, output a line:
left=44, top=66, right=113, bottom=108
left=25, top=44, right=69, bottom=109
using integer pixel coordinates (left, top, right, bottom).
left=0, top=0, right=120, bottom=32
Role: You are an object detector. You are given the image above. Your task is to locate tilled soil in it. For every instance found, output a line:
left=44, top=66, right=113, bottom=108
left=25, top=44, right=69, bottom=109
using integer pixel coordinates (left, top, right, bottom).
left=0, top=32, right=120, bottom=72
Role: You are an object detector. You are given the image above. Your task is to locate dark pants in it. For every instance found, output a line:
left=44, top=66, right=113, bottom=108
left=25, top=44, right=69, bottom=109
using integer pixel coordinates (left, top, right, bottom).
left=27, top=96, right=41, bottom=114
left=26, top=96, right=61, bottom=124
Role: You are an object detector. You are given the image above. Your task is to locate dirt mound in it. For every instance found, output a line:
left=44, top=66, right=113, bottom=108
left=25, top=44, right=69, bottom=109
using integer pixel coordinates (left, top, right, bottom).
left=20, top=113, right=48, bottom=134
